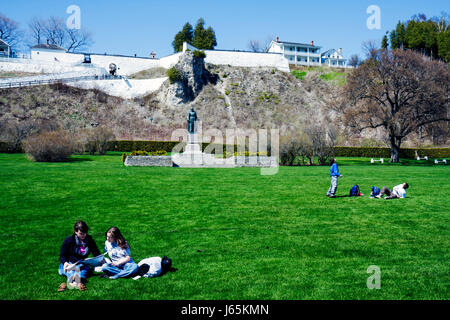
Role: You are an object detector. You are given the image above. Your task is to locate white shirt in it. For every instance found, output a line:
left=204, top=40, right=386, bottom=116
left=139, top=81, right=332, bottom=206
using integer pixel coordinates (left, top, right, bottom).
left=104, top=241, right=133, bottom=264
left=393, top=184, right=406, bottom=198
left=138, top=257, right=162, bottom=278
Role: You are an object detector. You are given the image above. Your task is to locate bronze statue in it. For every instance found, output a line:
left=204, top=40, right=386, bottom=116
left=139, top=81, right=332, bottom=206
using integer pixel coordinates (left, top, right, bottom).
left=187, top=107, right=198, bottom=134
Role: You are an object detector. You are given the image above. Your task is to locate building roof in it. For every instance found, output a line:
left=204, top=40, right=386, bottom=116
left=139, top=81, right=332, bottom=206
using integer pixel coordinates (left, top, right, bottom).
left=321, top=49, right=336, bottom=56
left=0, top=39, right=10, bottom=48
left=31, top=43, right=66, bottom=51
left=274, top=40, right=322, bottom=49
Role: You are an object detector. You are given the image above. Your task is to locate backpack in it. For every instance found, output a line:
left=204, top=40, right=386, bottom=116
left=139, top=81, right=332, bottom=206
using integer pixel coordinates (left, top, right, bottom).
left=349, top=185, right=360, bottom=197
left=371, top=186, right=380, bottom=197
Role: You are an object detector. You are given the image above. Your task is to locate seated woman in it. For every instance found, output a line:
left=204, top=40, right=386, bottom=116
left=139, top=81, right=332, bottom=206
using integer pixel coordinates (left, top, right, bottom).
left=58, top=221, right=101, bottom=292
left=101, top=227, right=139, bottom=279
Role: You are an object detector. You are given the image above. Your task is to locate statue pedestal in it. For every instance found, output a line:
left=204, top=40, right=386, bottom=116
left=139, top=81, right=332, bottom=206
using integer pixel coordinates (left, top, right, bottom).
left=172, top=134, right=204, bottom=166
left=171, top=134, right=235, bottom=167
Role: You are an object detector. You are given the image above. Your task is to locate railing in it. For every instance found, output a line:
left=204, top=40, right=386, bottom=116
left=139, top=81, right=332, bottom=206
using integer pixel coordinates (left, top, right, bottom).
left=0, top=74, right=124, bottom=89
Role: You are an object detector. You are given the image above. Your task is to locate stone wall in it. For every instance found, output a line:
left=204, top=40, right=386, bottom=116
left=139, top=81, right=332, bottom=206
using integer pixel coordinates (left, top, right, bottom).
left=124, top=156, right=173, bottom=167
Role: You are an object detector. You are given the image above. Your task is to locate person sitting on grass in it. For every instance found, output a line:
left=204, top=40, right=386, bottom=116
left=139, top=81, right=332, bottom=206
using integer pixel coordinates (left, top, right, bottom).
left=58, top=221, right=101, bottom=292
left=376, top=183, right=409, bottom=199
left=326, top=158, right=343, bottom=198
left=100, top=227, right=139, bottom=279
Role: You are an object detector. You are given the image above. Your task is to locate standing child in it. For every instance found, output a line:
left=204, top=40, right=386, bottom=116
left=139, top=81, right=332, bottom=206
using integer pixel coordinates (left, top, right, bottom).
left=101, top=227, right=139, bottom=279
left=326, top=158, right=343, bottom=198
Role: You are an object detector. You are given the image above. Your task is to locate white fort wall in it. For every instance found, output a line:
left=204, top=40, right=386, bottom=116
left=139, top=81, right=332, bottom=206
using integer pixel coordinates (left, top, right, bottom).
left=5, top=45, right=288, bottom=77
left=203, top=50, right=290, bottom=72
left=30, top=48, right=183, bottom=75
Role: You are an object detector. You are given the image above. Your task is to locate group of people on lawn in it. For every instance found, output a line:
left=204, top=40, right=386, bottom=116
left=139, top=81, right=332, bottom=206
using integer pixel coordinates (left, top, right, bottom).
left=326, top=158, right=409, bottom=199
left=58, top=222, right=172, bottom=292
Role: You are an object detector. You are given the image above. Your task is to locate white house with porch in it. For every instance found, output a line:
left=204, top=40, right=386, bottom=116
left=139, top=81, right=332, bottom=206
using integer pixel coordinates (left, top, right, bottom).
left=321, top=48, right=347, bottom=67
left=267, top=37, right=322, bottom=66
left=0, top=39, right=11, bottom=57
left=267, top=37, right=347, bottom=68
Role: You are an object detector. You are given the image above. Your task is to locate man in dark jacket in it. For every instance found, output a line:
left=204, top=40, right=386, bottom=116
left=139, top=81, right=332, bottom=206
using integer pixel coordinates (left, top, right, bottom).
left=58, top=221, right=100, bottom=291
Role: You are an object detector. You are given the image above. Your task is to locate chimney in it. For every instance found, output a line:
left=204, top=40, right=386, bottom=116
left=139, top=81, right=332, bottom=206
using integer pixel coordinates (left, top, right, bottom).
left=276, top=36, right=279, bottom=43
left=310, top=40, right=314, bottom=46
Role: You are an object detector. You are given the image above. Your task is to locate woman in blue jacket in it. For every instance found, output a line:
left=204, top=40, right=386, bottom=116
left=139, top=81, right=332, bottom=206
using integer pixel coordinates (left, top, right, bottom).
left=326, top=158, right=343, bottom=198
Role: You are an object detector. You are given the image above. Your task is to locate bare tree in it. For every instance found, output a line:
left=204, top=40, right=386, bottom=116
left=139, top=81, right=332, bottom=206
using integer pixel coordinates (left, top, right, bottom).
left=340, top=49, right=449, bottom=162
left=0, top=12, right=23, bottom=50
left=248, top=40, right=262, bottom=52
left=32, top=16, right=93, bottom=52
left=43, top=16, right=66, bottom=47
left=247, top=36, right=273, bottom=52
left=65, top=28, right=93, bottom=52
left=28, top=17, right=47, bottom=45
left=348, top=54, right=361, bottom=68
left=361, top=39, right=380, bottom=60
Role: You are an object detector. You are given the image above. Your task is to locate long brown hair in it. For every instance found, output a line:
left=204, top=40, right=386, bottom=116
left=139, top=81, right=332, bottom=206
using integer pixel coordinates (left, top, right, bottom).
left=105, top=227, right=129, bottom=249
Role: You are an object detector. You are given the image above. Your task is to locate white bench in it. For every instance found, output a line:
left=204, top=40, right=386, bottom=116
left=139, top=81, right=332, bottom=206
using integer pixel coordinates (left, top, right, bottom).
left=371, top=158, right=384, bottom=164
left=434, top=159, right=447, bottom=165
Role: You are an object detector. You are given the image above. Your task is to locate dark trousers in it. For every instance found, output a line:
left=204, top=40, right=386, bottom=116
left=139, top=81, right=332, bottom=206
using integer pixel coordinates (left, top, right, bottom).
left=380, top=187, right=398, bottom=199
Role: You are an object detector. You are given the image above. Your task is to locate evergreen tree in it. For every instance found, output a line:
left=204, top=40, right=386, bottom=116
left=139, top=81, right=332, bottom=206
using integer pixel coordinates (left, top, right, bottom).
left=192, top=18, right=217, bottom=50
left=437, top=26, right=450, bottom=61
left=381, top=33, right=389, bottom=49
left=385, top=13, right=449, bottom=61
left=172, top=22, right=193, bottom=52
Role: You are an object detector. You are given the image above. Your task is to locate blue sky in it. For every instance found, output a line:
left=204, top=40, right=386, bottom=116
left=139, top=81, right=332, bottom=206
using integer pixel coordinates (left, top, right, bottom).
left=2, top=0, right=448, bottom=58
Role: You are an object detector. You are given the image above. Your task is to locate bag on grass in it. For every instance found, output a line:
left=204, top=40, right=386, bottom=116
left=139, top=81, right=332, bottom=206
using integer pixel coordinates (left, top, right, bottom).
left=349, top=185, right=360, bottom=197
left=371, top=186, right=380, bottom=197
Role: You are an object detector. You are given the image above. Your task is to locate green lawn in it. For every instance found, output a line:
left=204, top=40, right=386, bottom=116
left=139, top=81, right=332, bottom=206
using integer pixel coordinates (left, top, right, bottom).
left=0, top=153, right=448, bottom=300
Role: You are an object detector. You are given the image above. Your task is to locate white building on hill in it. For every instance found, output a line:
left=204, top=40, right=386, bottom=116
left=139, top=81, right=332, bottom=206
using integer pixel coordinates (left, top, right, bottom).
left=267, top=37, right=322, bottom=66
left=268, top=37, right=347, bottom=68
left=321, top=48, right=347, bottom=67
left=31, top=42, right=67, bottom=61
left=0, top=39, right=11, bottom=57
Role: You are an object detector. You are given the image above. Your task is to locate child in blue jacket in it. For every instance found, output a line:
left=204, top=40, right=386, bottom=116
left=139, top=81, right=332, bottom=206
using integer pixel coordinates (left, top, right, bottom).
left=326, top=158, right=342, bottom=198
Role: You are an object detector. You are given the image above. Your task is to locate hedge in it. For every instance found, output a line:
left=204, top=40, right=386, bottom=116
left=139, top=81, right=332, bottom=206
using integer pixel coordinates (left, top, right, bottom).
left=107, top=140, right=242, bottom=154
left=2, top=140, right=449, bottom=159
left=333, top=146, right=450, bottom=159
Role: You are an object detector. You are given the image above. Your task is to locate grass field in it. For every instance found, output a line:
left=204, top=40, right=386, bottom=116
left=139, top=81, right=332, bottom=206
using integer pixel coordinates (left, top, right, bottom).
left=0, top=153, right=448, bottom=300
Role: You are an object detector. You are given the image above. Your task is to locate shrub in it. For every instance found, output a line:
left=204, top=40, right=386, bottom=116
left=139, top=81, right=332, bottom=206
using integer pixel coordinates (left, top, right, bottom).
left=291, top=70, right=307, bottom=80
left=121, top=150, right=168, bottom=162
left=23, top=131, right=75, bottom=162
left=80, top=127, right=115, bottom=155
left=193, top=50, right=206, bottom=59
left=167, top=67, right=182, bottom=84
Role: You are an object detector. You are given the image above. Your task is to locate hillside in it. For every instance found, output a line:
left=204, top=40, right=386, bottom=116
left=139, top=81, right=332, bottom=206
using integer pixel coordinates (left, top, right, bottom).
left=0, top=54, right=349, bottom=142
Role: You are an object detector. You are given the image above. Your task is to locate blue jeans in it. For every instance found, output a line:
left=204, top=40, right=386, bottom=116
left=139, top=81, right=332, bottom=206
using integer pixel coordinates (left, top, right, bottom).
left=101, top=262, right=139, bottom=279
left=58, top=263, right=91, bottom=283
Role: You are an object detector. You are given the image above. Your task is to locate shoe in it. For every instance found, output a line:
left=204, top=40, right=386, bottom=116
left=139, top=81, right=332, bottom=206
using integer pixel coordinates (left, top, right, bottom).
left=78, top=283, right=87, bottom=291
left=58, top=282, right=67, bottom=292
left=329, top=195, right=336, bottom=198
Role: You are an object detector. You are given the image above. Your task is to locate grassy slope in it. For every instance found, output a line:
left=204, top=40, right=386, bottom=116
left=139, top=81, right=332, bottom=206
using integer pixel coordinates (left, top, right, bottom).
left=0, top=153, right=448, bottom=300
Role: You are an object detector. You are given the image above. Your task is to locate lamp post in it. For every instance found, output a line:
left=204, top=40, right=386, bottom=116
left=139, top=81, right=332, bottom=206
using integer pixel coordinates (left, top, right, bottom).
left=149, top=116, right=153, bottom=140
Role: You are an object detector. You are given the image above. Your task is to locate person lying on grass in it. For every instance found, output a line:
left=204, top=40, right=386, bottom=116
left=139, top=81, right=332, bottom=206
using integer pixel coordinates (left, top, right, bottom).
left=375, top=183, right=409, bottom=199
left=58, top=220, right=101, bottom=292
left=100, top=227, right=139, bottom=279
